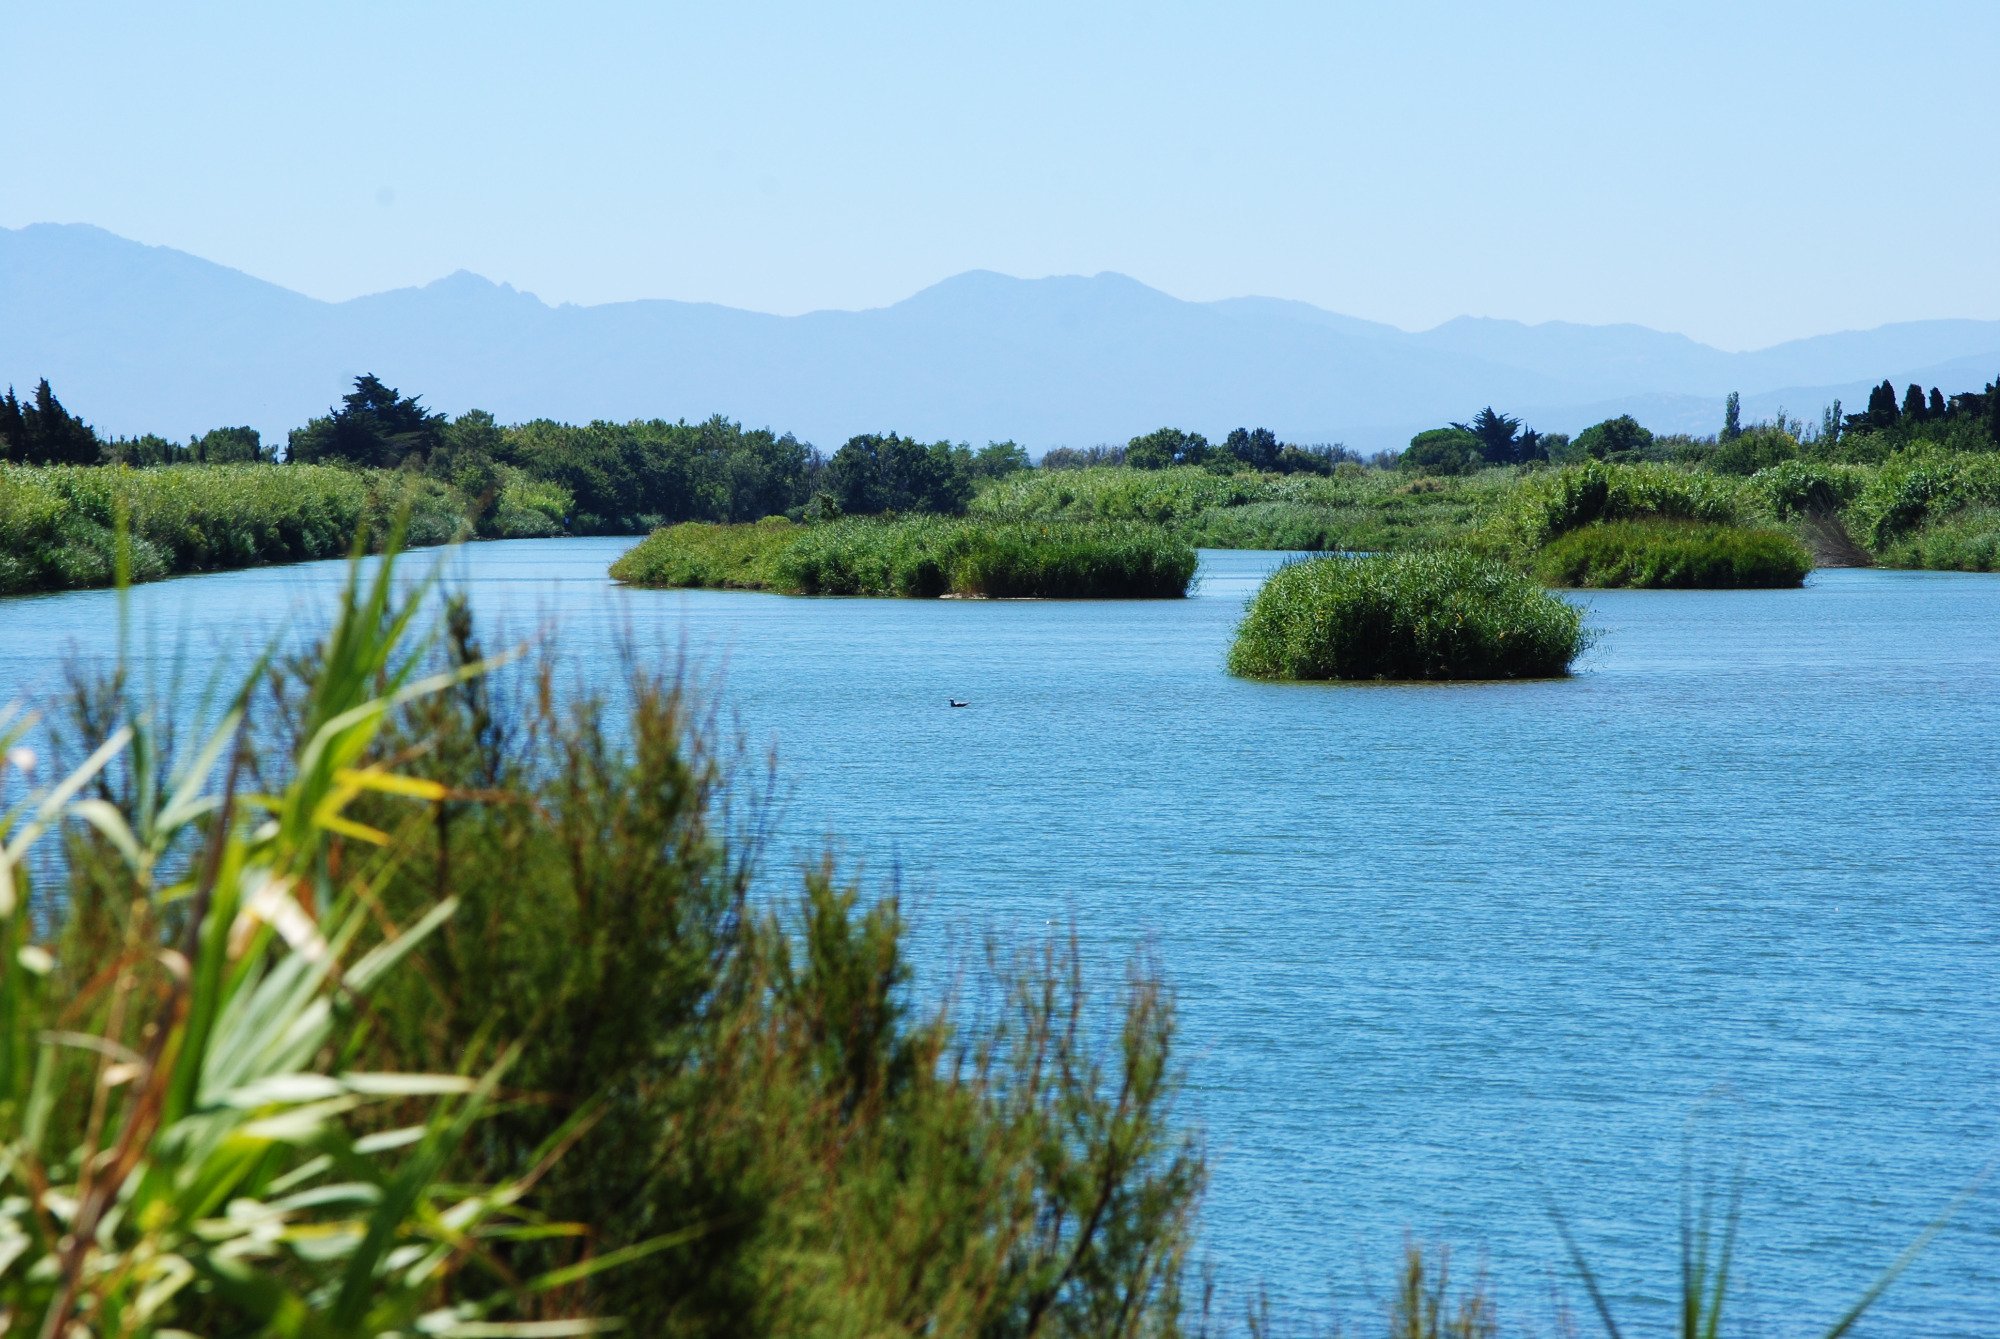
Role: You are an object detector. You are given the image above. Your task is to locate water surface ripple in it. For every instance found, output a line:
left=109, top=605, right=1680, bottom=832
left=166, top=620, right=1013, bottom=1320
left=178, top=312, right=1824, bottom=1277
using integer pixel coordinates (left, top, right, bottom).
left=3, top=541, right=1996, bottom=1334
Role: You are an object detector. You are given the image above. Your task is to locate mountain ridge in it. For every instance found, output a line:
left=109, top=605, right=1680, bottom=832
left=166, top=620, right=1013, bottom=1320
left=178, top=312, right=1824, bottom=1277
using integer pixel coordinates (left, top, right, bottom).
left=5, top=223, right=1999, bottom=451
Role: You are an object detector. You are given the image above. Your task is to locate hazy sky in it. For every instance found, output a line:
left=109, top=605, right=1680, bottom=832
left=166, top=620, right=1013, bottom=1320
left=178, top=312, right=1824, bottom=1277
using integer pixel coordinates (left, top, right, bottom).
left=7, top=1, right=1997, bottom=349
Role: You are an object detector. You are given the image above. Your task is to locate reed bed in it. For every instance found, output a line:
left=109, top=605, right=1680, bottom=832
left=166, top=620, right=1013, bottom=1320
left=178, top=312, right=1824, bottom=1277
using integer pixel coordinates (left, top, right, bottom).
left=0, top=462, right=462, bottom=593
left=612, top=515, right=1199, bottom=598
left=1532, top=519, right=1811, bottom=589
left=1228, top=549, right=1585, bottom=681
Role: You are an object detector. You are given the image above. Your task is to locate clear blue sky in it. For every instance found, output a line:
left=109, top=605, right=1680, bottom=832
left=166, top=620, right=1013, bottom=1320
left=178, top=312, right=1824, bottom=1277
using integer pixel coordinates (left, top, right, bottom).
left=6, top=0, right=1997, bottom=349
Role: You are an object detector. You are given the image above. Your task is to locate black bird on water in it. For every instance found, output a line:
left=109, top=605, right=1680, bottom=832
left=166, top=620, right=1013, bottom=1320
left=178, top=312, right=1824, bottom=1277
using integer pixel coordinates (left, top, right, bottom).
left=948, top=699, right=969, bottom=708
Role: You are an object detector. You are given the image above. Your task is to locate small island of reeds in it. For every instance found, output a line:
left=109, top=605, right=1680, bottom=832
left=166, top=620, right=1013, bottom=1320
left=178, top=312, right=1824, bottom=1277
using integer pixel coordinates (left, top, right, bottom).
left=1228, top=549, right=1586, bottom=681
left=610, top=515, right=1199, bottom=598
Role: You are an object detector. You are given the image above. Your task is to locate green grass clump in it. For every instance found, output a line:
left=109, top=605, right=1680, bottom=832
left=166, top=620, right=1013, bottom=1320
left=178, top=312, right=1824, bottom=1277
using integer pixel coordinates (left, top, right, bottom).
left=1533, top=519, right=1811, bottom=589
left=1228, top=549, right=1585, bottom=681
left=0, top=462, right=462, bottom=594
left=613, top=515, right=1198, bottom=598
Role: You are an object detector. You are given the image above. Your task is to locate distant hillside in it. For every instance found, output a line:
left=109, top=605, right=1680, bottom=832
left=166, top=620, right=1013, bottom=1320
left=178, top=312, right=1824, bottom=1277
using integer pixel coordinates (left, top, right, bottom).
left=4, top=223, right=1999, bottom=452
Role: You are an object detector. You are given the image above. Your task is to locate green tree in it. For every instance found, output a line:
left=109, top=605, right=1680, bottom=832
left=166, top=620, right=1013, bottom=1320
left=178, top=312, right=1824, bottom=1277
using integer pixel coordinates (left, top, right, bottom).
left=1902, top=383, right=1929, bottom=423
left=972, top=440, right=1031, bottom=479
left=288, top=374, right=447, bottom=468
left=1452, top=407, right=1533, bottom=464
left=825, top=432, right=974, bottom=514
left=190, top=425, right=264, bottom=463
left=1723, top=392, right=1742, bottom=441
left=2, top=379, right=103, bottom=465
left=1399, top=426, right=1480, bottom=475
left=1125, top=427, right=1209, bottom=470
left=1222, top=426, right=1282, bottom=470
left=1574, top=414, right=1654, bottom=462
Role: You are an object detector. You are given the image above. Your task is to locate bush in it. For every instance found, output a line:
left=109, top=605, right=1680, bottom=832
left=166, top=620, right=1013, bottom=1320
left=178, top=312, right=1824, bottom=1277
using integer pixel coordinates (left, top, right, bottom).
left=1227, top=549, right=1585, bottom=681
left=613, top=516, right=1198, bottom=598
left=1532, top=519, right=1810, bottom=589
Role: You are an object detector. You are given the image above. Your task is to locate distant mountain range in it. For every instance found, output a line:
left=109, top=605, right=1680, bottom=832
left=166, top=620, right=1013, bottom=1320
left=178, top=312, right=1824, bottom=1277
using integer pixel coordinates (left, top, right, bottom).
left=5, top=222, right=1999, bottom=454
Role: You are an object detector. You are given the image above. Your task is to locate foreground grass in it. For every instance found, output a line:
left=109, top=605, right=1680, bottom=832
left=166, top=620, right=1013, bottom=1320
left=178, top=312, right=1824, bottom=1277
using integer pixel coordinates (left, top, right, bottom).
left=1228, top=549, right=1586, bottom=681
left=612, top=515, right=1199, bottom=597
left=0, top=462, right=465, bottom=593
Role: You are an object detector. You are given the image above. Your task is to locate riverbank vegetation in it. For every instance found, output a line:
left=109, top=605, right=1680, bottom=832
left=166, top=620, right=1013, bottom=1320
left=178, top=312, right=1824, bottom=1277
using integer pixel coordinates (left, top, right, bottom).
left=1228, top=550, right=1586, bottom=681
left=11, top=364, right=2000, bottom=598
left=612, top=515, right=1198, bottom=598
left=0, top=462, right=466, bottom=593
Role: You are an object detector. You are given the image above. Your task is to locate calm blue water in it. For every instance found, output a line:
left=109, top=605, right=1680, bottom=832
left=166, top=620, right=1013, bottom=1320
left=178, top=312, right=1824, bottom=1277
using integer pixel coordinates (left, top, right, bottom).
left=3, top=540, right=1997, bottom=1334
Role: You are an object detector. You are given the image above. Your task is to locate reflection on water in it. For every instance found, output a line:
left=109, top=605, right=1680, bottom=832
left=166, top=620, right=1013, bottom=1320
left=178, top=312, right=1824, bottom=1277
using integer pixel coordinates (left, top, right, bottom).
left=4, top=541, right=1998, bottom=1334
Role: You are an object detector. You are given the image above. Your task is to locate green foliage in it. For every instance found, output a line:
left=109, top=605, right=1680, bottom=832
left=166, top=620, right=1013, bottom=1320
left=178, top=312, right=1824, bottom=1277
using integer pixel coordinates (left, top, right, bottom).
left=1877, top=505, right=2000, bottom=570
left=287, top=374, right=448, bottom=469
left=502, top=413, right=820, bottom=532
left=824, top=432, right=974, bottom=515
left=1574, top=414, right=1654, bottom=462
left=1706, top=424, right=1799, bottom=476
left=975, top=464, right=1512, bottom=553
left=1400, top=427, right=1481, bottom=475
left=0, top=379, right=102, bottom=465
left=973, top=440, right=1032, bottom=478
left=612, top=516, right=1197, bottom=598
left=1126, top=427, right=1210, bottom=470
left=0, top=557, right=632, bottom=1335
left=1753, top=459, right=1867, bottom=519
left=0, top=463, right=461, bottom=594
left=1228, top=549, right=1584, bottom=681
left=1532, top=519, right=1810, bottom=589
left=1847, top=446, right=2000, bottom=547
left=1493, top=461, right=1750, bottom=551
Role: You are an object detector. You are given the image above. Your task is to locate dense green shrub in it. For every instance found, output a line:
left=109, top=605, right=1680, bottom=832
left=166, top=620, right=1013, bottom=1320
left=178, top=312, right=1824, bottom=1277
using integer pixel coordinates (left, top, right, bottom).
left=1532, top=519, right=1810, bottom=589
left=613, top=516, right=1198, bottom=598
left=1228, top=549, right=1584, bottom=681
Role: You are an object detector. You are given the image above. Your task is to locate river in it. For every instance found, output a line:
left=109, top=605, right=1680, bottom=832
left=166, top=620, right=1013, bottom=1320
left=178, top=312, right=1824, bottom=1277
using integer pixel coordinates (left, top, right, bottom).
left=3, top=539, right=1996, bottom=1334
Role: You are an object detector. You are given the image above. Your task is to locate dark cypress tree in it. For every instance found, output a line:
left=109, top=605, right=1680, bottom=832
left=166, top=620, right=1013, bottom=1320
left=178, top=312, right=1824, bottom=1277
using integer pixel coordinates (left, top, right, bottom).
left=1865, top=379, right=1900, bottom=430
left=1902, top=383, right=1928, bottom=423
left=0, top=387, right=22, bottom=461
left=1929, top=388, right=1947, bottom=419
left=26, top=379, right=101, bottom=465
